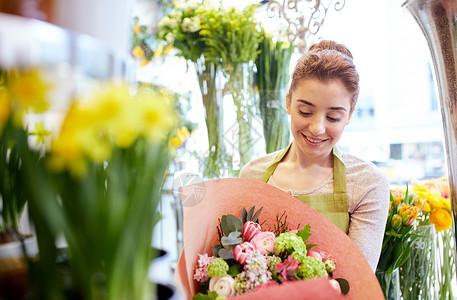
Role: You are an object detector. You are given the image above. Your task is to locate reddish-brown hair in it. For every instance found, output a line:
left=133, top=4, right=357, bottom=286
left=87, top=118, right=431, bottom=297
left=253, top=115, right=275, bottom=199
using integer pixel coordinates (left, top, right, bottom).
left=288, top=40, right=360, bottom=111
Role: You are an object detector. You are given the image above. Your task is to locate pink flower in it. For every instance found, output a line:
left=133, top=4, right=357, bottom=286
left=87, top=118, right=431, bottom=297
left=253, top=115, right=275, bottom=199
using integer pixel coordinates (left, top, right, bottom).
left=193, top=267, right=209, bottom=283
left=256, top=281, right=280, bottom=291
left=307, top=250, right=323, bottom=261
left=276, top=256, right=300, bottom=282
left=233, top=242, right=255, bottom=264
left=251, top=231, right=275, bottom=255
left=197, top=253, right=215, bottom=268
left=241, top=221, right=261, bottom=242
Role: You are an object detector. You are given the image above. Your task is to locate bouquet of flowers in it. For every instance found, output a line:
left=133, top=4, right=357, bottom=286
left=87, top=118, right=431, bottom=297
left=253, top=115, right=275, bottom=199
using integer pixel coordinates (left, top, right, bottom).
left=191, top=206, right=349, bottom=299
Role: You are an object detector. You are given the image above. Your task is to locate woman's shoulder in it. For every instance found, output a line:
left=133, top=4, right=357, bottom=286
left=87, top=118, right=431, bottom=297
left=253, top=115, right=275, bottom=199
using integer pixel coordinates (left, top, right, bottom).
left=239, top=150, right=282, bottom=180
left=341, top=152, right=390, bottom=185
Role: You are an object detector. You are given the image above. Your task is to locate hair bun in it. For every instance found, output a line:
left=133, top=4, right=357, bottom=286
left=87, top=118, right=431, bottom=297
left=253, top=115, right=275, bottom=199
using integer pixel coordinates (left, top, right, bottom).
left=308, top=40, right=353, bottom=59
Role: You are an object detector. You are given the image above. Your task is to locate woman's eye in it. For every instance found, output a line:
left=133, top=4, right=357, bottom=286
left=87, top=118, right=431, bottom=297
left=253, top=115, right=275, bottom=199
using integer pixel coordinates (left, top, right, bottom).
left=298, top=110, right=311, bottom=116
left=327, top=116, right=341, bottom=122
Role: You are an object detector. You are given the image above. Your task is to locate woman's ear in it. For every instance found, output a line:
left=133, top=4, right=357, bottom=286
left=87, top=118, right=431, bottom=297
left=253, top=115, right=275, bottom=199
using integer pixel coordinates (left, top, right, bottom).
left=286, top=93, right=291, bottom=115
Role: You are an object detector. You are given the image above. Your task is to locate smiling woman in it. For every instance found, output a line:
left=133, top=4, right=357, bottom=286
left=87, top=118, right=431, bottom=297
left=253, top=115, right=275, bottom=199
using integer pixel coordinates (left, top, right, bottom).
left=239, top=40, right=390, bottom=272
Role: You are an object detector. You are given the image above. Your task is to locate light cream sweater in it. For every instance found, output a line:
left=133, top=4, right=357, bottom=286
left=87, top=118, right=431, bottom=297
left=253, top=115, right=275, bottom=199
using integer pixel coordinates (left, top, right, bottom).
left=239, top=148, right=390, bottom=272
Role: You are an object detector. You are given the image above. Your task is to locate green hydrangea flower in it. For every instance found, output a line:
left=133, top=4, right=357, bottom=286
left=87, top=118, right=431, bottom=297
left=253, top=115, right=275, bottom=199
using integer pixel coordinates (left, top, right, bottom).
left=296, top=256, right=328, bottom=279
left=274, top=232, right=307, bottom=262
left=324, top=259, right=336, bottom=273
left=206, top=257, right=229, bottom=278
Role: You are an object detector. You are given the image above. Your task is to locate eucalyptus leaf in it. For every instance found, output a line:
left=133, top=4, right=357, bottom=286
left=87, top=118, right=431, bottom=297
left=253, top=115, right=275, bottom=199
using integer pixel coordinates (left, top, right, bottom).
left=218, top=248, right=234, bottom=260
left=221, top=235, right=242, bottom=248
left=213, top=244, right=222, bottom=257
left=220, top=214, right=243, bottom=235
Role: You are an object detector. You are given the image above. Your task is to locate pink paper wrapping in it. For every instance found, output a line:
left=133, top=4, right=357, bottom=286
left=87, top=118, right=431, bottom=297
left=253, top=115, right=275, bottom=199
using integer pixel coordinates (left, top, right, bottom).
left=175, top=178, right=384, bottom=300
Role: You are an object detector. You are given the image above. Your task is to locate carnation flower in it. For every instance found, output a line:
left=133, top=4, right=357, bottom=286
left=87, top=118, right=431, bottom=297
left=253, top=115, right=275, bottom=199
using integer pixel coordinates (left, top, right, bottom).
left=251, top=231, right=275, bottom=255
left=209, top=275, right=236, bottom=298
left=296, top=256, right=328, bottom=279
left=207, top=258, right=229, bottom=278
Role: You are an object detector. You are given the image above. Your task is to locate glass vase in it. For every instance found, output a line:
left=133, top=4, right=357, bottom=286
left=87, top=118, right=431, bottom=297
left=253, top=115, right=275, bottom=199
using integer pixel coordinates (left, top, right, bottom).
left=258, top=89, right=290, bottom=153
left=194, top=56, right=231, bottom=179
left=376, top=268, right=401, bottom=300
left=224, top=62, right=258, bottom=173
left=400, top=224, right=437, bottom=300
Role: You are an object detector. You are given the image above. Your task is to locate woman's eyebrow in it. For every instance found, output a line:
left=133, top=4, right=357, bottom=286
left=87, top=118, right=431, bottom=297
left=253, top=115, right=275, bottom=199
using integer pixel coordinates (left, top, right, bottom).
left=297, top=99, right=347, bottom=111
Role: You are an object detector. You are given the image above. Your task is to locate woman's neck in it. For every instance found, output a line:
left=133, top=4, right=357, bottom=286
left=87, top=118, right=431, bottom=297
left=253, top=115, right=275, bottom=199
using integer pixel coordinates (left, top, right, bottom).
left=284, top=142, right=334, bottom=171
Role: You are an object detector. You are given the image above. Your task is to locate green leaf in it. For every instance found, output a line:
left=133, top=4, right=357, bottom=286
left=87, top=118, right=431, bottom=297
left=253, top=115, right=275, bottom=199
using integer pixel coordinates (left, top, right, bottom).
left=220, top=215, right=243, bottom=236
left=335, top=278, right=350, bottom=295
left=246, top=206, right=255, bottom=221
left=297, top=224, right=312, bottom=243
left=228, top=263, right=242, bottom=277
left=213, top=244, right=222, bottom=257
left=252, top=207, right=263, bottom=223
left=192, top=291, right=218, bottom=300
left=241, top=207, right=247, bottom=224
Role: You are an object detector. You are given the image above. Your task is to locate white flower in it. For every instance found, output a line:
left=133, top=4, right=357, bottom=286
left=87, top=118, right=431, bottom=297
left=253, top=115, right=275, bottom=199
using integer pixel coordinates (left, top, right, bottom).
left=165, top=32, right=175, bottom=43
left=209, top=275, right=236, bottom=298
left=181, top=17, right=192, bottom=32
left=188, top=16, right=201, bottom=32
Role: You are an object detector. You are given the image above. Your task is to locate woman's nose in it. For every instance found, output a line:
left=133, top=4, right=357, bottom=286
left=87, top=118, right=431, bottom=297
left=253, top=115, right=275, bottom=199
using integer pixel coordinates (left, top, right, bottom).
left=309, top=116, right=326, bottom=135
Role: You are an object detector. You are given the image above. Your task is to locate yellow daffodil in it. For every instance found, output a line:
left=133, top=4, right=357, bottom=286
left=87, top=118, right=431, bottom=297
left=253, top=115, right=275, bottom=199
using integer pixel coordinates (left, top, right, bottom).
left=430, top=208, right=453, bottom=231
left=30, top=121, right=52, bottom=146
left=8, top=68, right=50, bottom=113
left=132, top=46, right=145, bottom=58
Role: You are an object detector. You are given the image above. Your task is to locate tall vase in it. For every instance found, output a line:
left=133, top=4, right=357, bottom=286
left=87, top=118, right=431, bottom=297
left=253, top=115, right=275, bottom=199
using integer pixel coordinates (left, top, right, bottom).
left=402, top=0, right=457, bottom=277
left=224, top=62, right=257, bottom=174
left=375, top=268, right=401, bottom=300
left=194, top=57, right=231, bottom=179
left=258, top=89, right=290, bottom=154
left=400, top=224, right=437, bottom=299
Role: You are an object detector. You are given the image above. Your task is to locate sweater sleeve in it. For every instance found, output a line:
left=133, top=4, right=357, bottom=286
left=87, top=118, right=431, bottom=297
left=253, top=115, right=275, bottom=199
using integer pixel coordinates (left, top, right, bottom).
left=345, top=157, right=390, bottom=272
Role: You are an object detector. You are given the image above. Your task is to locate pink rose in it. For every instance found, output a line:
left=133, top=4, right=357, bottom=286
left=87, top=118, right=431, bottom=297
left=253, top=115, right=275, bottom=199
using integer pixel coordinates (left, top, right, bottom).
left=233, top=242, right=255, bottom=264
left=276, top=256, right=300, bottom=282
left=251, top=231, right=275, bottom=255
left=241, top=221, right=261, bottom=242
left=209, top=275, right=236, bottom=298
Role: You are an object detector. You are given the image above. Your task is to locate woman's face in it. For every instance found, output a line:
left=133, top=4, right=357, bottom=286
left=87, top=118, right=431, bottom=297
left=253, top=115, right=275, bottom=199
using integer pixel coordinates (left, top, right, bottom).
left=286, top=78, right=353, bottom=160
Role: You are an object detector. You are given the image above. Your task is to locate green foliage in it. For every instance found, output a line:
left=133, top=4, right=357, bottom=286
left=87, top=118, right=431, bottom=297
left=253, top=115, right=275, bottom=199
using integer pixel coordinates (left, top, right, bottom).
left=241, top=206, right=263, bottom=224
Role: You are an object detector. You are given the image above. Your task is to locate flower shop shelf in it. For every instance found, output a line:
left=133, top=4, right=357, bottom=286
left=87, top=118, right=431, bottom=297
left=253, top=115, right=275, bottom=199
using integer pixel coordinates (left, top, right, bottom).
left=0, top=12, right=133, bottom=80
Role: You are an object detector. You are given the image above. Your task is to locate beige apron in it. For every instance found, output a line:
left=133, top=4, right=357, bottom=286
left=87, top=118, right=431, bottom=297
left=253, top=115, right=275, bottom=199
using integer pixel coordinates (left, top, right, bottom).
left=260, top=143, right=350, bottom=233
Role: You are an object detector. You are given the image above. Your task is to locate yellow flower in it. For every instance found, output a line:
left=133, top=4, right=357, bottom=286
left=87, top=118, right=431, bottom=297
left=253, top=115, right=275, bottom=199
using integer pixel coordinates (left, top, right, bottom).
left=430, top=208, right=452, bottom=231
left=427, top=192, right=444, bottom=210
left=391, top=188, right=405, bottom=208
left=132, top=46, right=145, bottom=58
left=0, top=89, right=11, bottom=130
left=163, top=45, right=174, bottom=55
left=398, top=203, right=419, bottom=226
left=8, top=68, right=50, bottom=113
left=133, top=23, right=141, bottom=34
left=30, top=121, right=52, bottom=146
left=139, top=59, right=150, bottom=67
left=154, top=44, right=164, bottom=58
